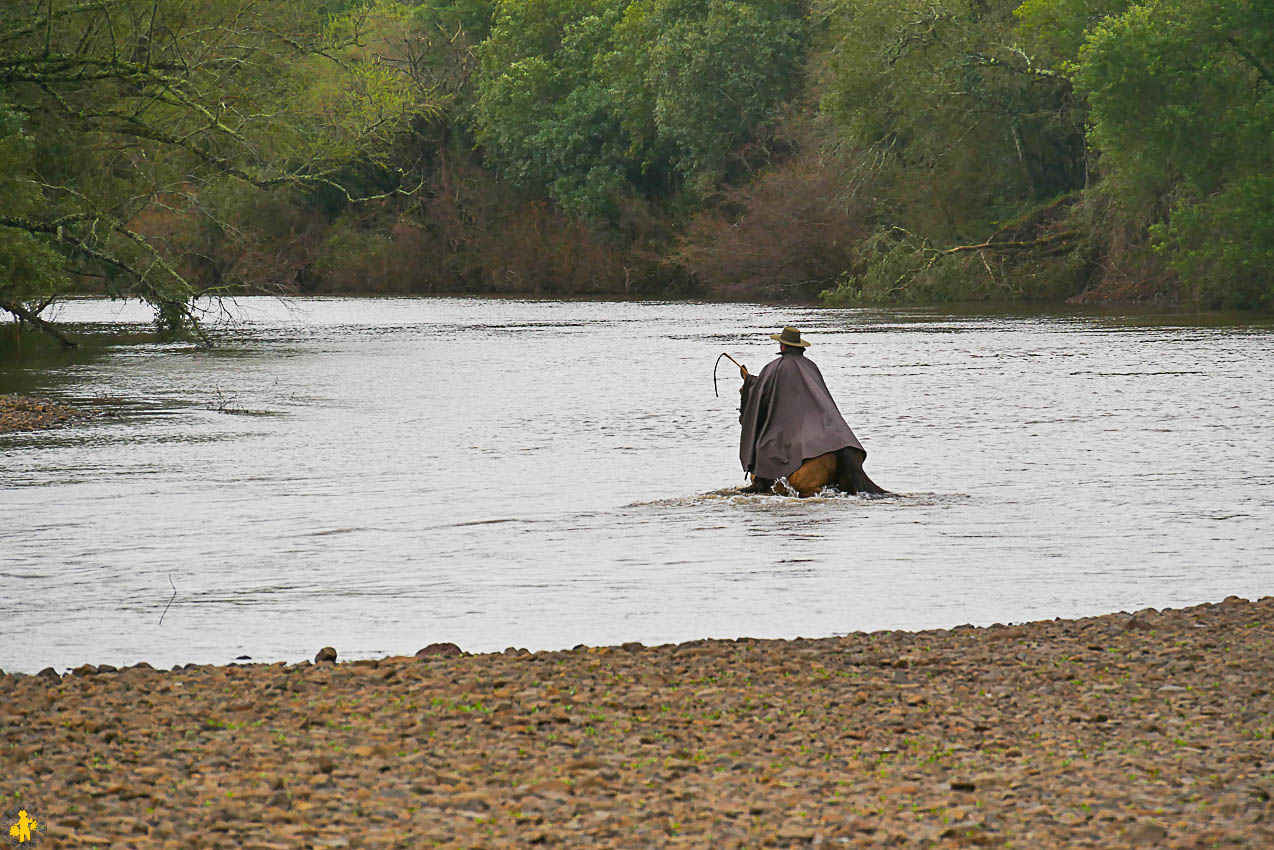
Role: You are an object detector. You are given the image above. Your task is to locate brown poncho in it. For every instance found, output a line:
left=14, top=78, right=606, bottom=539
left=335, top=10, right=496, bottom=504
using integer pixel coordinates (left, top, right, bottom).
left=739, top=349, right=865, bottom=481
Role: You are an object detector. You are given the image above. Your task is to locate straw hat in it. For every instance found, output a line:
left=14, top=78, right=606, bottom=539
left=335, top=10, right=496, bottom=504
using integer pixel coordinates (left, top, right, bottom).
left=770, top=326, right=811, bottom=348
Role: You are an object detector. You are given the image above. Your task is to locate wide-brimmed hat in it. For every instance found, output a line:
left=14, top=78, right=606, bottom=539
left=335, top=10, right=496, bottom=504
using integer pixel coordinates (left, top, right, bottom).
left=770, top=326, right=811, bottom=348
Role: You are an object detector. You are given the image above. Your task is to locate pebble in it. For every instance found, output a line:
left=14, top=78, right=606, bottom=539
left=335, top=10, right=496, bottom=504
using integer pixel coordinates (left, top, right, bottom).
left=2, top=597, right=1272, bottom=847
left=415, top=642, right=462, bottom=658
left=0, top=394, right=83, bottom=433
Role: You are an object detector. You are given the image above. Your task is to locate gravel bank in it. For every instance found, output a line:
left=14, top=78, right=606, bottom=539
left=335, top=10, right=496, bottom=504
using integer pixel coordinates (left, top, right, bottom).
left=0, top=394, right=83, bottom=433
left=3, top=596, right=1272, bottom=848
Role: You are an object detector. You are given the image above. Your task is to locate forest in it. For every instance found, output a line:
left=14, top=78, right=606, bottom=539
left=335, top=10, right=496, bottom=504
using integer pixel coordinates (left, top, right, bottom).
left=2, top=0, right=1272, bottom=335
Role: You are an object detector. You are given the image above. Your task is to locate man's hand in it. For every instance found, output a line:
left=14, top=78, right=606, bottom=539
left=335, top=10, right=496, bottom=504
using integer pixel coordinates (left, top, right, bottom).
left=739, top=364, right=749, bottom=379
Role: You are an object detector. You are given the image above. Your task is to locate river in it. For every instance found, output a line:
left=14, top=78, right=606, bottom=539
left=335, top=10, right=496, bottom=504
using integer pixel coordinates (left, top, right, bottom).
left=2, top=297, right=1272, bottom=673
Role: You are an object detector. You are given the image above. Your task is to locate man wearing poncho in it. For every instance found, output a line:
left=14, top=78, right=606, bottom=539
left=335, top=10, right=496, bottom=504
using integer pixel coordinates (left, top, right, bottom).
left=738, top=327, right=885, bottom=496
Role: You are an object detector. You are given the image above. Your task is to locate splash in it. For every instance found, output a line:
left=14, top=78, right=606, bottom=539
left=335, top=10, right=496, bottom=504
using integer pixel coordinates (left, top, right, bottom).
left=625, top=486, right=905, bottom=510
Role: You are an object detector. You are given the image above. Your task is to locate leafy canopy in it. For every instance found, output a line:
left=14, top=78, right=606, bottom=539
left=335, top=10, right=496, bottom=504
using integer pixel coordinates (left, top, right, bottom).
left=1075, top=0, right=1274, bottom=307
left=0, top=0, right=436, bottom=335
left=472, top=0, right=806, bottom=220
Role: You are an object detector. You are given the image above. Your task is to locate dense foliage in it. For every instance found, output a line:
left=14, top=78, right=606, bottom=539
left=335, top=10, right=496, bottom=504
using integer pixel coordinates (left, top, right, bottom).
left=3, top=0, right=1271, bottom=341
left=1074, top=0, right=1274, bottom=308
left=0, top=0, right=433, bottom=335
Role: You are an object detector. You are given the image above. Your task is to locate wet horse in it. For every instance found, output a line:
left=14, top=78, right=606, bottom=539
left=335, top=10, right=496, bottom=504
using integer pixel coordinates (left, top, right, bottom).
left=745, top=447, right=886, bottom=498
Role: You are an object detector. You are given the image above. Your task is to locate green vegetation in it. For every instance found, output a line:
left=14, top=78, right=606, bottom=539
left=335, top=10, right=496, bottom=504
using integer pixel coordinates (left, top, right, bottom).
left=2, top=0, right=1271, bottom=341
left=1074, top=0, right=1274, bottom=309
left=0, top=0, right=435, bottom=336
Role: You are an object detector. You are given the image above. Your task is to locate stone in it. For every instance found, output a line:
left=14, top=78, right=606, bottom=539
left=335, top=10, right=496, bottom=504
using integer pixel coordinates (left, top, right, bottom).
left=1127, top=821, right=1168, bottom=843
left=415, top=643, right=462, bottom=659
left=4, top=596, right=1270, bottom=847
left=36, top=666, right=60, bottom=681
left=527, top=779, right=570, bottom=798
left=314, top=647, right=337, bottom=663
left=448, top=791, right=491, bottom=812
left=73, top=663, right=98, bottom=676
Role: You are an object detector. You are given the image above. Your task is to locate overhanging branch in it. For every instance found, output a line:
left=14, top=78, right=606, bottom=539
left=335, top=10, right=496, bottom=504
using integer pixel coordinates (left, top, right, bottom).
left=0, top=299, right=78, bottom=348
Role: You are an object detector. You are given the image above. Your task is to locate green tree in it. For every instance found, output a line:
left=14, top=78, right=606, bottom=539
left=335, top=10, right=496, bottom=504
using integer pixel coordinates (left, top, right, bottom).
left=608, top=0, right=806, bottom=194
left=1014, top=0, right=1132, bottom=69
left=0, top=103, right=72, bottom=342
left=0, top=0, right=434, bottom=342
left=1074, top=0, right=1274, bottom=307
left=472, top=0, right=807, bottom=220
left=473, top=0, right=638, bottom=219
left=815, top=0, right=1088, bottom=304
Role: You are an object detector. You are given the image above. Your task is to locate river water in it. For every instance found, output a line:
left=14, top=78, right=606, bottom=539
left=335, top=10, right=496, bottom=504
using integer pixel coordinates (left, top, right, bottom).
left=2, top=297, right=1272, bottom=673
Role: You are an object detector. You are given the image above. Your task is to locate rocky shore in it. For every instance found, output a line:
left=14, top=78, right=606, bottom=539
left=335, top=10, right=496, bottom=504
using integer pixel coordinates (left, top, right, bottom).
left=0, top=394, right=83, bottom=433
left=3, top=597, right=1272, bottom=848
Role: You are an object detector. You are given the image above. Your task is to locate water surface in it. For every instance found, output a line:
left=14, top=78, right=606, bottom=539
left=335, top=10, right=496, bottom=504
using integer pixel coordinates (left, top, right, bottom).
left=2, top=298, right=1272, bottom=673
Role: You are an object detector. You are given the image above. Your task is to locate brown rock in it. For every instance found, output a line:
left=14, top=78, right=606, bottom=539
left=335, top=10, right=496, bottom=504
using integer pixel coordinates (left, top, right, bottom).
left=527, top=779, right=570, bottom=798
left=447, top=791, right=491, bottom=812
left=4, top=597, right=1270, bottom=849
left=415, top=642, right=462, bottom=658
left=314, top=647, right=337, bottom=663
left=1127, top=821, right=1169, bottom=843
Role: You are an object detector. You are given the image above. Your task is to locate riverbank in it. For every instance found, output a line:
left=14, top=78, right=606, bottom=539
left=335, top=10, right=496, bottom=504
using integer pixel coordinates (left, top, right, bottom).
left=4, top=597, right=1272, bottom=848
left=0, top=394, right=83, bottom=433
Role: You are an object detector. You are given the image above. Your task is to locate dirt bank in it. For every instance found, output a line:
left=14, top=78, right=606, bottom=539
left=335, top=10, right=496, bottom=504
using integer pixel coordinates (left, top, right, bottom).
left=3, top=596, right=1272, bottom=848
left=0, top=394, right=83, bottom=433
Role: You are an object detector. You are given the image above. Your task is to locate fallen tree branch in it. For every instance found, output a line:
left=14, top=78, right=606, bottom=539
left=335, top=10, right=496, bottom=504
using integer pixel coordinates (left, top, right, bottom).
left=939, top=229, right=1079, bottom=257
left=0, top=300, right=78, bottom=348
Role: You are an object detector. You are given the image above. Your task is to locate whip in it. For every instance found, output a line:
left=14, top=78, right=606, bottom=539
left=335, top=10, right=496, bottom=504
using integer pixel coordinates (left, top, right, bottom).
left=714, top=352, right=745, bottom=398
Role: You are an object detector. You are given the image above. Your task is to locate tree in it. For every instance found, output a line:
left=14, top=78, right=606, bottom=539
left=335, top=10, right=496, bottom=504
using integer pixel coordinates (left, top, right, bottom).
left=471, top=0, right=807, bottom=221
left=607, top=0, right=807, bottom=194
left=0, top=0, right=435, bottom=342
left=814, top=0, right=1090, bottom=304
left=1074, top=0, right=1274, bottom=307
left=1013, top=0, right=1132, bottom=69
left=0, top=102, right=73, bottom=342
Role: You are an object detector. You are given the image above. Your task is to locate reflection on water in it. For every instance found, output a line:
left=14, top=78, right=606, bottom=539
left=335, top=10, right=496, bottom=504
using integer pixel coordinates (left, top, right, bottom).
left=2, top=297, right=1273, bottom=672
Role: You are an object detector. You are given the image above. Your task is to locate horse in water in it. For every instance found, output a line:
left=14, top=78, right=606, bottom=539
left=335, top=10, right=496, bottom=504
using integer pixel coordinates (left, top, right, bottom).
left=736, top=327, right=886, bottom=498
left=744, top=447, right=884, bottom=498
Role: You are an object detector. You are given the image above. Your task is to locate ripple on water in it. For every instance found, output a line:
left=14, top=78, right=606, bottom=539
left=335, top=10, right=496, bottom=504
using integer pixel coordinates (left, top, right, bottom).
left=626, top=489, right=954, bottom=510
left=2, top=296, right=1273, bottom=673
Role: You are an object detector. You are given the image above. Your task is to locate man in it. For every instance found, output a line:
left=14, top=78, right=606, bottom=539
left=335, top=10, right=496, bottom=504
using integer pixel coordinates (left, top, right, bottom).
left=738, top=326, right=885, bottom=496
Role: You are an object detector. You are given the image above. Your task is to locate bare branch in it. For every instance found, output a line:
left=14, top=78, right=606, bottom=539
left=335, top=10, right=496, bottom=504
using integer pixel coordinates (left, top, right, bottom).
left=937, top=229, right=1078, bottom=257
left=0, top=299, right=79, bottom=348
